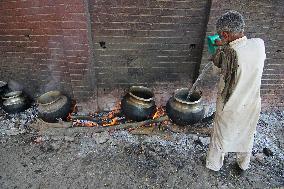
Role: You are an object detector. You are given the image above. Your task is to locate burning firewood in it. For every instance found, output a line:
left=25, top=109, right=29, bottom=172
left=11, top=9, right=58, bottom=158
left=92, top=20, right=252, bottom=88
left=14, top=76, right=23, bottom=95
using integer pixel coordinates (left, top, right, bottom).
left=73, top=119, right=99, bottom=127
left=39, top=116, right=170, bottom=136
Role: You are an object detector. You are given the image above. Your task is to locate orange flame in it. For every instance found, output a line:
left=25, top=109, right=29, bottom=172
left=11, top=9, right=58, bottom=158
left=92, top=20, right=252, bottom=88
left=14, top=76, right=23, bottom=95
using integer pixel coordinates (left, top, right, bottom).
left=153, top=111, right=159, bottom=119
left=101, top=102, right=121, bottom=127
left=71, top=101, right=122, bottom=127
left=152, top=107, right=165, bottom=119
left=103, top=117, right=118, bottom=127
left=67, top=101, right=78, bottom=121
left=75, top=120, right=98, bottom=127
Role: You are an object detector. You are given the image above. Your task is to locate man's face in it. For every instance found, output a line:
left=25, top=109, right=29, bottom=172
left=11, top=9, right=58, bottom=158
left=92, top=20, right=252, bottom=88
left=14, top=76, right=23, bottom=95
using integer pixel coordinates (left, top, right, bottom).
left=218, top=31, right=230, bottom=43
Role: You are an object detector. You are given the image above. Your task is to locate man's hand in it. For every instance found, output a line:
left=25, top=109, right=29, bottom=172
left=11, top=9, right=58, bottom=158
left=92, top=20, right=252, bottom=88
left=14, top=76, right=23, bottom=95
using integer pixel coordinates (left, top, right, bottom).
left=214, top=39, right=224, bottom=46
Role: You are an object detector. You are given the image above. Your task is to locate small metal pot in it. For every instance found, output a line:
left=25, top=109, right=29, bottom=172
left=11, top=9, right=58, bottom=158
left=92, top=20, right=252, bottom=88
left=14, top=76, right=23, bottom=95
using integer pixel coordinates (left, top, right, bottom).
left=121, top=86, right=156, bottom=121
left=2, top=91, right=27, bottom=113
left=3, top=91, right=22, bottom=99
left=37, top=91, right=72, bottom=123
left=166, top=88, right=205, bottom=126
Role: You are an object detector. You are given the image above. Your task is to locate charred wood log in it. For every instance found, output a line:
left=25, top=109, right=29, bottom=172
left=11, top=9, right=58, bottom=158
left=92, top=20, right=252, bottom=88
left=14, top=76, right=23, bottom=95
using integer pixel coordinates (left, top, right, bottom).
left=39, top=116, right=169, bottom=136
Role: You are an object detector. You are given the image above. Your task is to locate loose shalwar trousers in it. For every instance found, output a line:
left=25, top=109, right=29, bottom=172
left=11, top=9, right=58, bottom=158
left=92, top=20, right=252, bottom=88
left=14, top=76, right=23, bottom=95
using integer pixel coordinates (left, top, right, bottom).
left=206, top=142, right=251, bottom=171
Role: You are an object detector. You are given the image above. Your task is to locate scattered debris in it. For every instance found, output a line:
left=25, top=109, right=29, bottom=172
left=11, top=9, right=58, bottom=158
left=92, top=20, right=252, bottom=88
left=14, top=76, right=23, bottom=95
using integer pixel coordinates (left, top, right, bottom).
left=92, top=132, right=110, bottom=144
left=263, top=147, right=274, bottom=157
left=194, top=138, right=204, bottom=147
left=0, top=105, right=38, bottom=136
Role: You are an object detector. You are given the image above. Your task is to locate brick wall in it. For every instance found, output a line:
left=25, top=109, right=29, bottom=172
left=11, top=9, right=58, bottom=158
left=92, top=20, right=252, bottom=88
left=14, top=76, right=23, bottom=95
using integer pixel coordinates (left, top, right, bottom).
left=89, top=0, right=211, bottom=110
left=199, top=0, right=284, bottom=110
left=0, top=0, right=94, bottom=101
left=0, top=0, right=283, bottom=112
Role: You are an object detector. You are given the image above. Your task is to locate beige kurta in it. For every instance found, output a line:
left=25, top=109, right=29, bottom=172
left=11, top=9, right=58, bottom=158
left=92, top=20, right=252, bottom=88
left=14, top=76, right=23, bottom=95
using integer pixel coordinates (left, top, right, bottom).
left=212, top=36, right=266, bottom=152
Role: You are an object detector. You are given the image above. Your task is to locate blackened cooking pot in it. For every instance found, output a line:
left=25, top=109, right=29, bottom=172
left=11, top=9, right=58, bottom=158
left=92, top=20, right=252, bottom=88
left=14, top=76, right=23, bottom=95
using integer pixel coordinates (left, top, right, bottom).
left=37, top=91, right=72, bottom=123
left=166, top=88, right=205, bottom=126
left=2, top=91, right=28, bottom=113
left=121, top=86, right=156, bottom=121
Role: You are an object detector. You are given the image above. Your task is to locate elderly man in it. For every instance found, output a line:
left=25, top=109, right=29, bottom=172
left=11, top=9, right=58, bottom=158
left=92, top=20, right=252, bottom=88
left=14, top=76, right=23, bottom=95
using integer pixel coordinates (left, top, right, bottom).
left=206, top=11, right=266, bottom=171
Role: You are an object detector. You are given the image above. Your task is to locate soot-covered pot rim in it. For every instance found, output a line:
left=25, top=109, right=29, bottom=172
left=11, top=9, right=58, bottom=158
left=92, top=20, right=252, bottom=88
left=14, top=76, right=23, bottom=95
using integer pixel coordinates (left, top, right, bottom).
left=2, top=91, right=22, bottom=99
left=174, top=88, right=202, bottom=105
left=128, top=86, right=154, bottom=102
left=3, top=97, right=25, bottom=106
left=37, top=91, right=62, bottom=105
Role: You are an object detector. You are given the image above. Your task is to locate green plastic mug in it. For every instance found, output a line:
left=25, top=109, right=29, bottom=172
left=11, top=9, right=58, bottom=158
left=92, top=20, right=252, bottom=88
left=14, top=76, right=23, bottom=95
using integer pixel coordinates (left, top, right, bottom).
left=207, top=34, right=220, bottom=54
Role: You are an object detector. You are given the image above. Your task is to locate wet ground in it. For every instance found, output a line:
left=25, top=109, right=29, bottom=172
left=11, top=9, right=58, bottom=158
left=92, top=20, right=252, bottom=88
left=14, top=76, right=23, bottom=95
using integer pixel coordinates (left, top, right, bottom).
left=0, top=109, right=283, bottom=189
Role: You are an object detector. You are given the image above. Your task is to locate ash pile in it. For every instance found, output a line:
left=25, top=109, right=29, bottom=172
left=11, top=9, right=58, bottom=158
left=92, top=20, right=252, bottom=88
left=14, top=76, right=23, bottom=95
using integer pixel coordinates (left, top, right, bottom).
left=0, top=105, right=38, bottom=136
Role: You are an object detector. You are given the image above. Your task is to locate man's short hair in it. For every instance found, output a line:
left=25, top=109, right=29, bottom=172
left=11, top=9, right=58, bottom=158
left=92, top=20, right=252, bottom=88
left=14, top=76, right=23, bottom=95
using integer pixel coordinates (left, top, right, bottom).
left=216, top=10, right=245, bottom=33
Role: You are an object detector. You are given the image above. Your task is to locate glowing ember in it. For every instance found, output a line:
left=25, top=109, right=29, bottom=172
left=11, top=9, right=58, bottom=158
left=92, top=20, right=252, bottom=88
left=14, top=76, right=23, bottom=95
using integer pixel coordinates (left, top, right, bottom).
left=147, top=107, right=166, bottom=127
left=102, top=117, right=119, bottom=127
left=102, top=102, right=123, bottom=126
left=73, top=120, right=98, bottom=127
left=70, top=101, right=124, bottom=127
left=153, top=107, right=166, bottom=119
left=67, top=101, right=78, bottom=121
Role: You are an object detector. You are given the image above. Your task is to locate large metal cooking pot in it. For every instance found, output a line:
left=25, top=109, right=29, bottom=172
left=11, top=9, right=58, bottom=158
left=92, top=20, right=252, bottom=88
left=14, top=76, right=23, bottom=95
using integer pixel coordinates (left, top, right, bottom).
left=37, top=91, right=72, bottom=123
left=2, top=91, right=28, bottom=113
left=166, top=88, right=205, bottom=126
left=121, top=86, right=156, bottom=121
